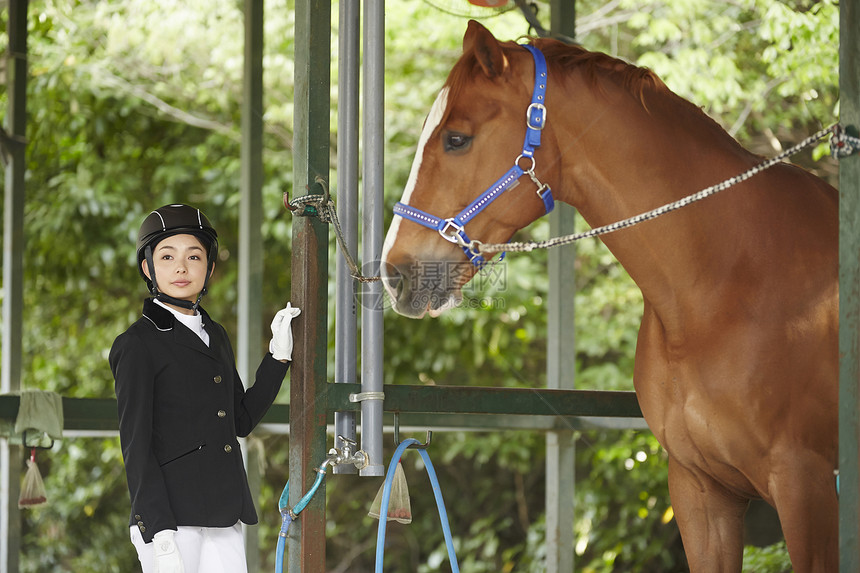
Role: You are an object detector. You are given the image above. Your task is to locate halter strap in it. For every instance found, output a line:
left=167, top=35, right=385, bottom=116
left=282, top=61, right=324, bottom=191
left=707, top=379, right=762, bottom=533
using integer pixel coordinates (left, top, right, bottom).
left=522, top=44, right=548, bottom=156
left=394, top=43, right=554, bottom=268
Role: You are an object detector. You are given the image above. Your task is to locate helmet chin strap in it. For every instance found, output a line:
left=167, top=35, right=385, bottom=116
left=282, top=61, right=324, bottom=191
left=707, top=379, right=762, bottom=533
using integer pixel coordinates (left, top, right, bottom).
left=144, top=245, right=212, bottom=312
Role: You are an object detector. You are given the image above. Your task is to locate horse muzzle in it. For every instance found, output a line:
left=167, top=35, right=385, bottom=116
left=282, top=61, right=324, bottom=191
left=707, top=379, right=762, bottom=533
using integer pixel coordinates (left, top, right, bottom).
left=381, top=256, right=466, bottom=319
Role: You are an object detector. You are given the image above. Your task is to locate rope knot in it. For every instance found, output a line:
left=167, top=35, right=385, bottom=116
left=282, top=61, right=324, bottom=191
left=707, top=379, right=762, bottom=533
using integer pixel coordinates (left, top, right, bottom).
left=831, top=125, right=860, bottom=159
left=285, top=176, right=332, bottom=218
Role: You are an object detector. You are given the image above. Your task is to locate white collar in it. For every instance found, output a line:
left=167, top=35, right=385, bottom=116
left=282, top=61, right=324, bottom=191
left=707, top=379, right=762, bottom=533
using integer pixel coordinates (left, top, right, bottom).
left=153, top=299, right=209, bottom=346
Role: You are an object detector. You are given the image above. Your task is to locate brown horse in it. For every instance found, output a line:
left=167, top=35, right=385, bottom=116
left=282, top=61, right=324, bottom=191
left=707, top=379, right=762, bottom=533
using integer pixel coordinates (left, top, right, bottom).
left=380, top=20, right=838, bottom=572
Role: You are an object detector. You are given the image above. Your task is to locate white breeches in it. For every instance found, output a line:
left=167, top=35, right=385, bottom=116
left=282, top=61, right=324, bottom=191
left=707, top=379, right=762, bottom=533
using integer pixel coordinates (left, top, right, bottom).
left=130, top=522, right=247, bottom=573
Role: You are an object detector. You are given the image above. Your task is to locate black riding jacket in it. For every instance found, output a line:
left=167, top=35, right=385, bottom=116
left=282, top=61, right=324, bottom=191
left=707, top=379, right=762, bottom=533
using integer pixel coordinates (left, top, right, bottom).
left=110, top=298, right=288, bottom=543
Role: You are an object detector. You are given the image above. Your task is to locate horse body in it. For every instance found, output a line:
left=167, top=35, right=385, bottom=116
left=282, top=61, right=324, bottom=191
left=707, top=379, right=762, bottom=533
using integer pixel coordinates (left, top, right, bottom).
left=381, top=20, right=838, bottom=571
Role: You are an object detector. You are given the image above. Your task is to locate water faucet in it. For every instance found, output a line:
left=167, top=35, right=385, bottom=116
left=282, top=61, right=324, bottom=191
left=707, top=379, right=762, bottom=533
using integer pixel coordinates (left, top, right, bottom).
left=328, top=435, right=368, bottom=471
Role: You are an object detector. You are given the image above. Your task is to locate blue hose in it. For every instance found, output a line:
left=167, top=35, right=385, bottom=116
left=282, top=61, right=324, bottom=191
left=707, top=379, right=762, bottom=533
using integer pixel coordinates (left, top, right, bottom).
left=375, top=439, right=459, bottom=573
left=293, top=466, right=328, bottom=515
left=274, top=508, right=292, bottom=573
left=275, top=460, right=330, bottom=573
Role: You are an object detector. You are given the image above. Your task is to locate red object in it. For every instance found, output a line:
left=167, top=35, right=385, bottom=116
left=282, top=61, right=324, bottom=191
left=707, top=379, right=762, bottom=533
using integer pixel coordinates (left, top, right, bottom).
left=467, top=0, right=508, bottom=7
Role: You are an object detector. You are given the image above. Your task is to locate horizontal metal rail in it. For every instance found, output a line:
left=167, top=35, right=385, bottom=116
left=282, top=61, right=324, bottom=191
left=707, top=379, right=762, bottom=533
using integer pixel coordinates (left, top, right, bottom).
left=0, top=396, right=118, bottom=431
left=0, top=386, right=642, bottom=434
left=327, top=383, right=641, bottom=418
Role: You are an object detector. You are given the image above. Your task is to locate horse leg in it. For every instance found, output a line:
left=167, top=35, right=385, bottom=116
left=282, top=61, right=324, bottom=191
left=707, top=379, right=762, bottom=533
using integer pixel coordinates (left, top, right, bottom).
left=668, top=457, right=749, bottom=573
left=769, top=456, right=837, bottom=572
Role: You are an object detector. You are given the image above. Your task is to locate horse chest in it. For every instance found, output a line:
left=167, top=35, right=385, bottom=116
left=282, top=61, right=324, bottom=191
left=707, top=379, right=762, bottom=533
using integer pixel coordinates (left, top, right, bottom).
left=640, top=373, right=766, bottom=496
left=633, top=315, right=773, bottom=494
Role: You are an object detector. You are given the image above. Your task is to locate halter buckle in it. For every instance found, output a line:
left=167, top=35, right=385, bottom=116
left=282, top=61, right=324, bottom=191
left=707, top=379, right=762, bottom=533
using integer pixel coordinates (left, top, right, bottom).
left=526, top=103, right=547, bottom=131
left=439, top=219, right=466, bottom=245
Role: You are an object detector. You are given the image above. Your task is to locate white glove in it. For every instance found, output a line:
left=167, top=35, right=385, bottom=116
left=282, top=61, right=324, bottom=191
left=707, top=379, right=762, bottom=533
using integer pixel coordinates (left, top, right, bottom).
left=153, top=530, right=184, bottom=573
left=269, top=302, right=301, bottom=361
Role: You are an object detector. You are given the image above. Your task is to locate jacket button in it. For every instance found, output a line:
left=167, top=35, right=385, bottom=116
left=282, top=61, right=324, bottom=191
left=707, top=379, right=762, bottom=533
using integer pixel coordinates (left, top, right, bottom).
left=224, top=445, right=233, bottom=453
left=214, top=375, right=222, bottom=383
left=217, top=410, right=226, bottom=418
left=139, top=525, right=146, bottom=533
left=134, top=515, right=141, bottom=520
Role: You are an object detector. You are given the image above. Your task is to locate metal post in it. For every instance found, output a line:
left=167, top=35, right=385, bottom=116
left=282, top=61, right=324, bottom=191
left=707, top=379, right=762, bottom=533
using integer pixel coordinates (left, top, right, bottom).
left=238, top=1, right=264, bottom=395
left=238, top=0, right=264, bottom=568
left=333, top=0, right=360, bottom=475
left=289, top=0, right=331, bottom=570
left=360, top=0, right=386, bottom=477
left=545, top=4, right=576, bottom=572
left=545, top=202, right=576, bottom=573
left=550, top=0, right=575, bottom=39
left=1, top=2, right=27, bottom=571
left=839, top=1, right=860, bottom=570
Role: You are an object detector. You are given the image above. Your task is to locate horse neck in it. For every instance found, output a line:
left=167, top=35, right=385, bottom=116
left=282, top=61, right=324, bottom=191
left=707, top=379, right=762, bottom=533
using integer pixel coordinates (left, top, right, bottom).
left=548, top=78, right=761, bottom=332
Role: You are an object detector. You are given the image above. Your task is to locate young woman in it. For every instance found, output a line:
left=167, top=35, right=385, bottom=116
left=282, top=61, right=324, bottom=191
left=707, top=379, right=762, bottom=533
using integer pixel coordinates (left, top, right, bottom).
left=110, top=204, right=299, bottom=573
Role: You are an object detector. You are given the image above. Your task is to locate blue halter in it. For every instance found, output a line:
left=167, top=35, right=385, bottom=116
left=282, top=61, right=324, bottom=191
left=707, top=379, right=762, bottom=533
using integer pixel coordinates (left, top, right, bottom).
left=393, top=44, right=555, bottom=268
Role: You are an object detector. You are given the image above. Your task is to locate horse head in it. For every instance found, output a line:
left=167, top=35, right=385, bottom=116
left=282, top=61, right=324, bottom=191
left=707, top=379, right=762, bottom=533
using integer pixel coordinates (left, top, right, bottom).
left=381, top=21, right=560, bottom=318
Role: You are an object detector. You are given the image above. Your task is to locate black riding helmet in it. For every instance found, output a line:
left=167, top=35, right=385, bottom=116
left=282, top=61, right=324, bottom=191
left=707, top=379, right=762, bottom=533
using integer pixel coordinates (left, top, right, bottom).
left=137, top=204, right=219, bottom=311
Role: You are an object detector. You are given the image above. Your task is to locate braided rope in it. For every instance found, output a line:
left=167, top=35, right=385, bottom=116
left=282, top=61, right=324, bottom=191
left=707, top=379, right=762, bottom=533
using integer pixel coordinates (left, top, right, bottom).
left=323, top=200, right=381, bottom=283
left=286, top=190, right=381, bottom=283
left=475, top=124, right=843, bottom=255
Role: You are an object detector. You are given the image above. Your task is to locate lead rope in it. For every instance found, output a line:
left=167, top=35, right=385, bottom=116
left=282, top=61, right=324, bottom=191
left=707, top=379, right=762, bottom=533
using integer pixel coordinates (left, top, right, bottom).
left=473, top=124, right=859, bottom=256
left=286, top=177, right=382, bottom=283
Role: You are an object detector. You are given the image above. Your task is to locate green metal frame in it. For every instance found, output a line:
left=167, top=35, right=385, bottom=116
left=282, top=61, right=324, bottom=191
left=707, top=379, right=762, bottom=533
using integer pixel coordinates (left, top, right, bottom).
left=1, top=2, right=28, bottom=571
left=289, top=0, right=332, bottom=569
left=839, top=2, right=860, bottom=571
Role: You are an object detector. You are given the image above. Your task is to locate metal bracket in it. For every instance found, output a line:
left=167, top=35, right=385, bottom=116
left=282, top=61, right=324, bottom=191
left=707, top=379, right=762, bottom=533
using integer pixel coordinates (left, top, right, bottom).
left=349, top=391, right=385, bottom=403
left=393, top=413, right=432, bottom=450
left=21, top=430, right=54, bottom=451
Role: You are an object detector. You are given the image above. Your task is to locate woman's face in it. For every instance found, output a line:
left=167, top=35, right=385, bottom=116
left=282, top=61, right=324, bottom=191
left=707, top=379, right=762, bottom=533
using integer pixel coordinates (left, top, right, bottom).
left=142, top=233, right=212, bottom=311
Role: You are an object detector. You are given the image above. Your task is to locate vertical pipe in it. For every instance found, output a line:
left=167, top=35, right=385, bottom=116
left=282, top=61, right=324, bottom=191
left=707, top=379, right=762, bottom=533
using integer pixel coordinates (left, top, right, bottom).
left=238, top=0, right=264, bottom=392
left=839, top=1, right=860, bottom=570
left=545, top=4, right=576, bottom=572
left=360, top=0, right=386, bottom=477
left=333, top=0, right=360, bottom=475
left=238, top=0, right=264, bottom=568
left=544, top=204, right=577, bottom=572
left=289, top=0, right=331, bottom=570
left=1, top=2, right=27, bottom=571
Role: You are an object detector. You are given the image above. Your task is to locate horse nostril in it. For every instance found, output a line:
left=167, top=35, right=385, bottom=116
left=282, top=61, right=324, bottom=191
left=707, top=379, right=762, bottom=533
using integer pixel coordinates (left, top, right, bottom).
left=381, top=261, right=404, bottom=299
left=389, top=272, right=404, bottom=298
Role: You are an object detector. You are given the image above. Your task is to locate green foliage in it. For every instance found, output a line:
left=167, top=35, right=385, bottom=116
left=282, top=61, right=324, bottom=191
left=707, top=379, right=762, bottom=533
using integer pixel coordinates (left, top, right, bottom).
left=1, top=0, right=839, bottom=570
left=743, top=541, right=793, bottom=573
left=574, top=430, right=682, bottom=572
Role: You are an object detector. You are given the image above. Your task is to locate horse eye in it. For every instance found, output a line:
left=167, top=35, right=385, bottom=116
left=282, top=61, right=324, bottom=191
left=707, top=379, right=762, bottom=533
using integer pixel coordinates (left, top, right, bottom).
left=443, top=132, right=473, bottom=153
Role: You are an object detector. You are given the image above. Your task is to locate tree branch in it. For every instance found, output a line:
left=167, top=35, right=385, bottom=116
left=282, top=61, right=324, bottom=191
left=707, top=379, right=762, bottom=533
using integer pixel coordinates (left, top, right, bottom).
left=86, top=65, right=239, bottom=139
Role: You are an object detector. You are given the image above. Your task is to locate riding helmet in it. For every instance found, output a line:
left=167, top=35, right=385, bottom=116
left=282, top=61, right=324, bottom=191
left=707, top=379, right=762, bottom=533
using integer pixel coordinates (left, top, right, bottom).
left=136, top=204, right=219, bottom=308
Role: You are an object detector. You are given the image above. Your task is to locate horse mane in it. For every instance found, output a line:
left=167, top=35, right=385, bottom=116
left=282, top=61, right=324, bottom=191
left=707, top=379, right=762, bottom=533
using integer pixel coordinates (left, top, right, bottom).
left=445, top=38, right=668, bottom=111
left=441, top=35, right=668, bottom=122
left=440, top=35, right=734, bottom=145
left=531, top=37, right=666, bottom=104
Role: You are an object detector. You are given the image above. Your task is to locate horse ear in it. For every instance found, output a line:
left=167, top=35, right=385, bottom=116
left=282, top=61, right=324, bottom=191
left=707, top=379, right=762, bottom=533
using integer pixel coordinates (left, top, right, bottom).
left=463, top=20, right=507, bottom=79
